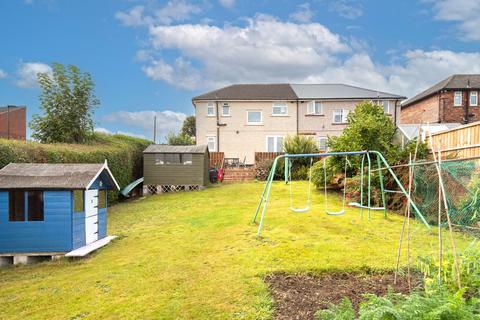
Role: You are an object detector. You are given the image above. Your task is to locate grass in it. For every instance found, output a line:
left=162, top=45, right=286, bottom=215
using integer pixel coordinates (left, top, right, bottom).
left=0, top=182, right=475, bottom=319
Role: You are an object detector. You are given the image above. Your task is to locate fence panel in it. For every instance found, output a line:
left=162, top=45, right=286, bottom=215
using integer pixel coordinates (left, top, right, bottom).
left=428, top=121, right=480, bottom=158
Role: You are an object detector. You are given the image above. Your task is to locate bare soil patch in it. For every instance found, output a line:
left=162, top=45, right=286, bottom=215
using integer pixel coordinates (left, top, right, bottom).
left=265, top=271, right=422, bottom=320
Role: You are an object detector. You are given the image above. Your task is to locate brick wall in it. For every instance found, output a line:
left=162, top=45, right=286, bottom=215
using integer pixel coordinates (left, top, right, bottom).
left=401, top=90, right=480, bottom=124
left=400, top=94, right=440, bottom=124
left=440, top=90, right=480, bottom=123
left=0, top=107, right=26, bottom=140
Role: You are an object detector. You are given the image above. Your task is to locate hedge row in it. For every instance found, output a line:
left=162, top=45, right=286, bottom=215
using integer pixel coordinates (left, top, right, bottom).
left=0, top=133, right=151, bottom=203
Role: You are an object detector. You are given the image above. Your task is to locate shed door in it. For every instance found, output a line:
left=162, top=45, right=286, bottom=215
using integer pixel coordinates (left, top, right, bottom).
left=85, top=189, right=99, bottom=245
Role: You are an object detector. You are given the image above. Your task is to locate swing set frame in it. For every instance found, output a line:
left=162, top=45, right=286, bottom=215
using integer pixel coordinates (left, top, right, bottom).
left=252, top=150, right=430, bottom=237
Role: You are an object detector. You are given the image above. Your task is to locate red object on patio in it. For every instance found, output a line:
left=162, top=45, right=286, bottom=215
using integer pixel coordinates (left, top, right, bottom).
left=217, top=168, right=224, bottom=182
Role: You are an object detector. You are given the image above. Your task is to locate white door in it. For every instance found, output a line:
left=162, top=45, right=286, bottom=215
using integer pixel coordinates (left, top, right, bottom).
left=85, top=189, right=99, bottom=245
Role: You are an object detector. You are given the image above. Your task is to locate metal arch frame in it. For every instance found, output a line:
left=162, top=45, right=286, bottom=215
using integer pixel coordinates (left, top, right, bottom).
left=252, top=150, right=430, bottom=237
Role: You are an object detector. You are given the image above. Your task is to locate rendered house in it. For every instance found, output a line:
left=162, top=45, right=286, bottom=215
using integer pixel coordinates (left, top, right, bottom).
left=0, top=162, right=119, bottom=260
left=401, top=74, right=480, bottom=124
left=192, top=83, right=405, bottom=164
left=0, top=106, right=26, bottom=140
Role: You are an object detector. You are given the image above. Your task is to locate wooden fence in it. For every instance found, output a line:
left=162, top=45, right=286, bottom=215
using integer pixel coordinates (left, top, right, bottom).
left=209, top=152, right=224, bottom=168
left=428, top=121, right=480, bottom=158
left=254, top=152, right=284, bottom=164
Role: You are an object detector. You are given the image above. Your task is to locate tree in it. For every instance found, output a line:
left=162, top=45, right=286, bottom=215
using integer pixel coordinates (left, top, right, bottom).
left=181, top=115, right=195, bottom=137
left=30, top=63, right=99, bottom=143
left=166, top=132, right=195, bottom=145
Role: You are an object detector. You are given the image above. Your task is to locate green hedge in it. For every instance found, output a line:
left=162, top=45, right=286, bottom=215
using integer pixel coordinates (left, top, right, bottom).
left=0, top=133, right=151, bottom=203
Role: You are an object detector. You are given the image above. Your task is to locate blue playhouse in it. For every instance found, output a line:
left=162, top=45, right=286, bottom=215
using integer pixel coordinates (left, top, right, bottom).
left=0, top=161, right=119, bottom=257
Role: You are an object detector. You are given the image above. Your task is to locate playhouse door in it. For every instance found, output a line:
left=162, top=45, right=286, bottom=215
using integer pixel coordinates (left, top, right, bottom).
left=85, top=189, right=99, bottom=245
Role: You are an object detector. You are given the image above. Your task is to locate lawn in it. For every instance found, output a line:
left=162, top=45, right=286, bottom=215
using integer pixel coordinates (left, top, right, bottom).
left=0, top=182, right=474, bottom=319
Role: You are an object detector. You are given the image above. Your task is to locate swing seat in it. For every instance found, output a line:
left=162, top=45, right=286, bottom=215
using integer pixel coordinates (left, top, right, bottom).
left=290, top=206, right=310, bottom=213
left=348, top=202, right=385, bottom=210
left=326, top=209, right=345, bottom=216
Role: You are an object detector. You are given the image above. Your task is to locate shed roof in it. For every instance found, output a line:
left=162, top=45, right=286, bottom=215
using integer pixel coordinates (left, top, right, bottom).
left=143, top=144, right=208, bottom=154
left=0, top=162, right=120, bottom=190
left=192, top=84, right=297, bottom=101
left=290, top=84, right=406, bottom=100
left=402, top=74, right=480, bottom=107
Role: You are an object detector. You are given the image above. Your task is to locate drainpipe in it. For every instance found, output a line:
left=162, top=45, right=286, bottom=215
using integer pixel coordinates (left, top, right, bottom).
left=393, top=100, right=398, bottom=125
left=296, top=100, right=299, bottom=134
left=465, top=81, right=471, bottom=124
left=216, top=101, right=220, bottom=151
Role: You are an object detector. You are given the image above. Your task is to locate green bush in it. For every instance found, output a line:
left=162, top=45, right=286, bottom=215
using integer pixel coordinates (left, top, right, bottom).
left=255, top=159, right=285, bottom=181
left=0, top=133, right=150, bottom=203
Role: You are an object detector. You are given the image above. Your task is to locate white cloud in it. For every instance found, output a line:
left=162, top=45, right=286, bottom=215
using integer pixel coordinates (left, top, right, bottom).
left=328, top=0, right=363, bottom=19
left=219, top=0, right=235, bottom=9
left=289, top=3, right=314, bottom=23
left=15, top=62, right=52, bottom=88
left=115, top=1, right=201, bottom=27
left=145, top=14, right=349, bottom=89
left=115, top=5, right=149, bottom=27
left=119, top=7, right=480, bottom=98
left=102, top=110, right=187, bottom=142
left=0, top=69, right=7, bottom=79
left=429, top=0, right=480, bottom=41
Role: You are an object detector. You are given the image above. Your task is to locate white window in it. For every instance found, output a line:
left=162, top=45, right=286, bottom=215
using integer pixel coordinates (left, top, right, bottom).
left=266, top=136, right=284, bottom=152
left=317, top=136, right=327, bottom=151
left=470, top=91, right=478, bottom=106
left=382, top=101, right=390, bottom=113
left=247, top=110, right=262, bottom=125
left=207, top=102, right=215, bottom=116
left=272, top=102, right=288, bottom=116
left=222, top=103, right=230, bottom=116
left=332, top=109, right=349, bottom=124
left=454, top=91, right=462, bottom=107
left=206, top=136, right=216, bottom=151
left=307, top=101, right=323, bottom=115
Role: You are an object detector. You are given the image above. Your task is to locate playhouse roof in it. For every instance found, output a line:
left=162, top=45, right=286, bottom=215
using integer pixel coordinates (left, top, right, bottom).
left=0, top=162, right=120, bottom=190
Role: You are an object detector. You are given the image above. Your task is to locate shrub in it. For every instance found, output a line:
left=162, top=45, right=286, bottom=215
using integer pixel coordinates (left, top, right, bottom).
left=0, top=133, right=150, bottom=203
left=255, top=159, right=285, bottom=181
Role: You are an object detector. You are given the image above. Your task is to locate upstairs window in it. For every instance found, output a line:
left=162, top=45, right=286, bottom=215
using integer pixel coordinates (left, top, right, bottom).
left=207, top=102, right=215, bottom=116
left=470, top=91, right=478, bottom=106
left=454, top=91, right=462, bottom=107
left=332, top=109, right=349, bottom=124
left=222, top=103, right=230, bottom=116
left=247, top=110, right=262, bottom=125
left=382, top=101, right=390, bottom=113
left=317, top=136, right=328, bottom=151
left=9, top=190, right=25, bottom=221
left=266, top=136, right=284, bottom=152
left=27, top=191, right=44, bottom=221
left=272, top=102, right=288, bottom=116
left=73, top=190, right=84, bottom=213
left=307, top=101, right=323, bottom=115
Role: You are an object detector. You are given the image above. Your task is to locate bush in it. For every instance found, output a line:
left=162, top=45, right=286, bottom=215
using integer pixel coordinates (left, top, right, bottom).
left=0, top=133, right=150, bottom=203
left=255, top=159, right=285, bottom=181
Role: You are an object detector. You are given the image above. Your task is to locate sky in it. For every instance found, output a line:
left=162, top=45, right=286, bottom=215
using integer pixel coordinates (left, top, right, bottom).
left=1, top=0, right=480, bottom=141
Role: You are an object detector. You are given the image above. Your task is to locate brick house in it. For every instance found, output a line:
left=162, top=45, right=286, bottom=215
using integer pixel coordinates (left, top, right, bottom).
left=401, top=74, right=480, bottom=124
left=0, top=106, right=27, bottom=140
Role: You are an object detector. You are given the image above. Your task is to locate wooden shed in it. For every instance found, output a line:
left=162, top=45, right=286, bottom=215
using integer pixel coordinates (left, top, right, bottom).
left=0, top=162, right=119, bottom=264
left=143, top=145, right=209, bottom=194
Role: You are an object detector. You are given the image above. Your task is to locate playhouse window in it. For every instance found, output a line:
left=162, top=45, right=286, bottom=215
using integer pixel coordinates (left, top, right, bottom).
left=9, top=190, right=25, bottom=221
left=28, top=191, right=44, bottom=221
left=73, top=190, right=84, bottom=212
left=98, top=190, right=107, bottom=209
